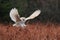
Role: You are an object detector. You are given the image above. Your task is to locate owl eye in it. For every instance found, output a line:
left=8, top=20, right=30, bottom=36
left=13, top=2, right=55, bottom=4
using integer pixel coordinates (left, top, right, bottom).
left=22, top=19, right=25, bottom=21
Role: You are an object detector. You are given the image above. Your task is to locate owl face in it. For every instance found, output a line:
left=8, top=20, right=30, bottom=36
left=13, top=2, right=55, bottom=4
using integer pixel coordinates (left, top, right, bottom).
left=20, top=17, right=26, bottom=22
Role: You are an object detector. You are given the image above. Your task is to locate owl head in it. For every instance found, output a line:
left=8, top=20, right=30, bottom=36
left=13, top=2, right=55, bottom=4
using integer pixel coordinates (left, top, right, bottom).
left=20, top=17, right=26, bottom=22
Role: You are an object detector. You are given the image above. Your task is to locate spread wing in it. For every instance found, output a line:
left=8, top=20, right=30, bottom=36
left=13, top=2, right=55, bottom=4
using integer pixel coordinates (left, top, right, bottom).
left=9, top=8, right=20, bottom=22
left=25, top=10, right=41, bottom=21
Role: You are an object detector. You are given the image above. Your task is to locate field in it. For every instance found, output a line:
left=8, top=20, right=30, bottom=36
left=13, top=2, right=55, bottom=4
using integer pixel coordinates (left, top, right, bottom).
left=0, top=22, right=60, bottom=40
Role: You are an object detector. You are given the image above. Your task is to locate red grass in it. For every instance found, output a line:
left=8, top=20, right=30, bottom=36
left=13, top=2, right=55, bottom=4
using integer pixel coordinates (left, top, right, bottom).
left=0, top=22, right=60, bottom=40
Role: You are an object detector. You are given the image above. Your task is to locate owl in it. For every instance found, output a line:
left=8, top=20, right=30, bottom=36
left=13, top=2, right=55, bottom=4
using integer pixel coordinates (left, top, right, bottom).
left=9, top=8, right=41, bottom=27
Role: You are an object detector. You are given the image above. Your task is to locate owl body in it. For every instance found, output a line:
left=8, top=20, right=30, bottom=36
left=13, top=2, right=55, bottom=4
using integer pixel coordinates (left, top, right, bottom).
left=13, top=21, right=26, bottom=27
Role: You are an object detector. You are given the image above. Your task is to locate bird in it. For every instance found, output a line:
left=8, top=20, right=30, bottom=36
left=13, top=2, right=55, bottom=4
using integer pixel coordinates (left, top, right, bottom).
left=9, top=8, right=41, bottom=27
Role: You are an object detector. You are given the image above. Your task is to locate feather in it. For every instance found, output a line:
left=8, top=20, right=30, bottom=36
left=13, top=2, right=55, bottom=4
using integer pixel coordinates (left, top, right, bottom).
left=25, top=10, right=41, bottom=21
left=10, top=8, right=20, bottom=22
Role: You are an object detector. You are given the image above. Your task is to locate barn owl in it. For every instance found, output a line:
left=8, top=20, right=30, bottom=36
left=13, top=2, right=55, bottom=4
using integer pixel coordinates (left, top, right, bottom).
left=9, top=8, right=41, bottom=27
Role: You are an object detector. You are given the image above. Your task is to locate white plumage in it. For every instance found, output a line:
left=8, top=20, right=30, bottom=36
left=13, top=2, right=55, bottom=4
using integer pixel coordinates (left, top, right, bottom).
left=9, top=8, right=41, bottom=27
left=25, top=10, right=41, bottom=21
left=10, top=8, right=20, bottom=22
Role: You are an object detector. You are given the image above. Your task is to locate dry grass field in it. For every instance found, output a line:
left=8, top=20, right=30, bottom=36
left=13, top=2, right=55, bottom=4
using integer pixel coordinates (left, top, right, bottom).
left=0, top=22, right=60, bottom=40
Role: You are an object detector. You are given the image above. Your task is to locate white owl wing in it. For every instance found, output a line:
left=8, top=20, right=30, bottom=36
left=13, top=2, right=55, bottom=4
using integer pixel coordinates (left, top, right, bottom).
left=25, top=10, right=41, bottom=21
left=9, top=8, right=20, bottom=22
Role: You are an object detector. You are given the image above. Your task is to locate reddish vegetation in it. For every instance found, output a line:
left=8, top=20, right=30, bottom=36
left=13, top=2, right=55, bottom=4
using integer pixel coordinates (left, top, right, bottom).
left=0, top=22, right=60, bottom=40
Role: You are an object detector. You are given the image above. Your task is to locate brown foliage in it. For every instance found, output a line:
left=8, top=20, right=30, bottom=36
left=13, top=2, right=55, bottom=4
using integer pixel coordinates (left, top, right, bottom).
left=0, top=23, right=60, bottom=40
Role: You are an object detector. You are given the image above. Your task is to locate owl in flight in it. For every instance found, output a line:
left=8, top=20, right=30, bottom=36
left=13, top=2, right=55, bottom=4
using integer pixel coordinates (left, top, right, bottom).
left=9, top=8, right=41, bottom=27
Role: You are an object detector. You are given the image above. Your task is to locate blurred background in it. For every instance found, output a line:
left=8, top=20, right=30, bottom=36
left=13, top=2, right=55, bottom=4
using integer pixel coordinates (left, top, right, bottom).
left=0, top=0, right=60, bottom=23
